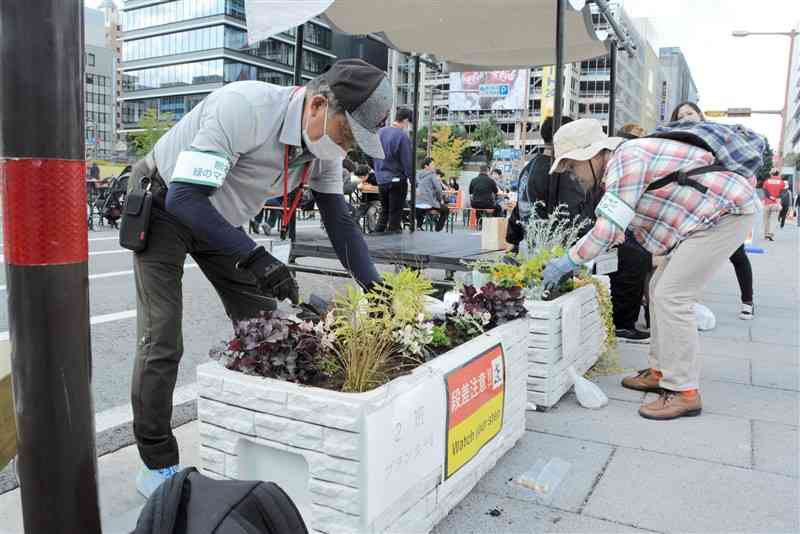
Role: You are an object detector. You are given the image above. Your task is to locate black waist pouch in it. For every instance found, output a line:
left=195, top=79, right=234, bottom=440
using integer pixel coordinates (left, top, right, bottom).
left=119, top=188, right=153, bottom=252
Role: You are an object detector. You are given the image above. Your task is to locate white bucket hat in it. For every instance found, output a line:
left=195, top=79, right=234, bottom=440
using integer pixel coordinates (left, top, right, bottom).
left=550, top=118, right=624, bottom=174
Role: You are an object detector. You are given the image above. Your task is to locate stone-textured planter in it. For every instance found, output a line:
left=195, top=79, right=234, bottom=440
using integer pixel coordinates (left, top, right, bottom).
left=197, top=319, right=528, bottom=534
left=524, top=279, right=607, bottom=409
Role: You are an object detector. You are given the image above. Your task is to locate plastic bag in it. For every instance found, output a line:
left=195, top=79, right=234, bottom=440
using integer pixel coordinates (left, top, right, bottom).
left=514, top=457, right=571, bottom=503
left=694, top=303, right=716, bottom=331
left=568, top=365, right=608, bottom=409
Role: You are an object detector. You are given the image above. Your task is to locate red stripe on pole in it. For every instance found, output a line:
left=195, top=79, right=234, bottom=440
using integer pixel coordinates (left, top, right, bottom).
left=0, top=159, right=88, bottom=265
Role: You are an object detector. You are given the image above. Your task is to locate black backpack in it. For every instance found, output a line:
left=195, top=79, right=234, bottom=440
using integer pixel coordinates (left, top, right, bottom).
left=133, top=468, right=308, bottom=534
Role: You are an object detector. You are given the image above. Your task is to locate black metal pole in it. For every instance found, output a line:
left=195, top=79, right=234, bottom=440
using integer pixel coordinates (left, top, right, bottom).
left=411, top=55, right=421, bottom=232
left=554, top=0, right=565, bottom=130
left=608, top=40, right=618, bottom=135
left=289, top=24, right=305, bottom=243
left=0, top=1, right=101, bottom=532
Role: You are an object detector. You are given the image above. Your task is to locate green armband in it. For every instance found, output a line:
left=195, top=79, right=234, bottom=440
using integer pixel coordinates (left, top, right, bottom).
left=171, top=150, right=230, bottom=188
left=595, top=192, right=635, bottom=231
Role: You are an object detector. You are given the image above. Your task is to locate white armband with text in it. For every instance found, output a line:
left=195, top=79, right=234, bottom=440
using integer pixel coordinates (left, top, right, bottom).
left=595, top=192, right=635, bottom=231
left=171, top=150, right=230, bottom=188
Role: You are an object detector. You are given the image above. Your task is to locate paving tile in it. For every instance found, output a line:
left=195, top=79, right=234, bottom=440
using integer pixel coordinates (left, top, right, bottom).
left=526, top=400, right=751, bottom=467
left=701, top=293, right=799, bottom=314
left=589, top=373, right=646, bottom=404
left=615, top=347, right=752, bottom=386
left=750, top=326, right=800, bottom=346
left=714, top=313, right=799, bottom=333
left=475, top=431, right=614, bottom=513
left=698, top=338, right=799, bottom=366
left=584, top=448, right=800, bottom=533
left=698, top=323, right=751, bottom=342
left=433, top=488, right=649, bottom=533
left=0, top=424, right=199, bottom=534
left=751, top=361, right=800, bottom=391
left=694, top=380, right=799, bottom=426
left=753, top=421, right=799, bottom=478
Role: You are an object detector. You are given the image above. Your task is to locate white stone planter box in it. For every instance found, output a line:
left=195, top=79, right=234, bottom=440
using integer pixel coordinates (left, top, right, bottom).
left=196, top=319, right=529, bottom=534
left=524, top=279, right=607, bottom=408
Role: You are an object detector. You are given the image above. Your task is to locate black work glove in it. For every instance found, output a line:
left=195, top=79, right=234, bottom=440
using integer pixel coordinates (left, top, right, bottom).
left=236, top=246, right=299, bottom=304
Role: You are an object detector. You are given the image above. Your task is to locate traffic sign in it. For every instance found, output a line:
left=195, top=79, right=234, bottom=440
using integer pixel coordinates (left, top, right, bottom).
left=727, top=107, right=752, bottom=117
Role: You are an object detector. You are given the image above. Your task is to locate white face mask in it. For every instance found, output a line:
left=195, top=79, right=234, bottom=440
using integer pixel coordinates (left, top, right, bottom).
left=303, top=102, right=348, bottom=160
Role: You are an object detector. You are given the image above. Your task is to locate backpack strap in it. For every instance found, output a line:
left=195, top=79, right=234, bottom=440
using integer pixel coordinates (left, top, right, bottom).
left=645, top=164, right=728, bottom=194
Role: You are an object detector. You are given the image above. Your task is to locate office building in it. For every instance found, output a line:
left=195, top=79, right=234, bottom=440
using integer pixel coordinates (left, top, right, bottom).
left=405, top=0, right=662, bottom=168
left=119, top=0, right=337, bottom=133
left=99, top=0, right=126, bottom=151
left=784, top=22, right=800, bottom=158
left=577, top=2, right=660, bottom=131
left=85, top=8, right=117, bottom=160
left=658, top=47, right=700, bottom=124
left=395, top=58, right=580, bottom=170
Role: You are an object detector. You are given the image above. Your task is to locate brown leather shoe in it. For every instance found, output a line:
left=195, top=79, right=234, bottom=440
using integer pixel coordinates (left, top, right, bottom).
left=639, top=390, right=702, bottom=420
left=621, top=368, right=662, bottom=393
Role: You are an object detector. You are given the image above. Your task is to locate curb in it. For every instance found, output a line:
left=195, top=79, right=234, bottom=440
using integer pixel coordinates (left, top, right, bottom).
left=0, top=383, right=197, bottom=494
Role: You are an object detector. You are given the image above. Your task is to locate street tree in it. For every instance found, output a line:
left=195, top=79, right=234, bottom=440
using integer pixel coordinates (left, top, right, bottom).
left=130, top=108, right=173, bottom=156
left=756, top=139, right=774, bottom=184
left=431, top=125, right=469, bottom=175
left=471, top=117, right=506, bottom=165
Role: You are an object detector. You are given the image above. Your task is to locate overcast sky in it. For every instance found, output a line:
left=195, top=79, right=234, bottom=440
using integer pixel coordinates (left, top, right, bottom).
left=88, top=0, right=800, bottom=149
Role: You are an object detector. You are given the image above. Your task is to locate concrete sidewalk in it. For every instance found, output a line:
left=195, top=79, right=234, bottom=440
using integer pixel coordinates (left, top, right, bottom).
left=434, top=224, right=799, bottom=533
left=0, top=226, right=797, bottom=533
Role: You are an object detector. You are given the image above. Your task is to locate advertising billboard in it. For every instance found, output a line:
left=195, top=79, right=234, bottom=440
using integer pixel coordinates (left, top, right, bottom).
left=449, top=70, right=528, bottom=111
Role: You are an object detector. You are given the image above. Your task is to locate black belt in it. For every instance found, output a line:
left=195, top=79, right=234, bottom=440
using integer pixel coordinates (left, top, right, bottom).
left=646, top=164, right=728, bottom=194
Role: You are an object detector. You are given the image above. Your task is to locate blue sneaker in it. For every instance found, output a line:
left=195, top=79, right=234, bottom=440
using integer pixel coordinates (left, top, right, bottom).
left=136, top=465, right=179, bottom=499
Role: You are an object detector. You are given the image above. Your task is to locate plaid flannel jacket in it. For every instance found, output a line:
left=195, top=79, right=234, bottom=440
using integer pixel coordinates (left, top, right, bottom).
left=569, top=138, right=758, bottom=263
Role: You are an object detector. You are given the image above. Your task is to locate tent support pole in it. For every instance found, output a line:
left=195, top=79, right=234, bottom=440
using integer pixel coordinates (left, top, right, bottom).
left=608, top=39, right=617, bottom=134
left=411, top=55, right=421, bottom=232
left=289, top=24, right=305, bottom=243
left=554, top=0, right=565, bottom=130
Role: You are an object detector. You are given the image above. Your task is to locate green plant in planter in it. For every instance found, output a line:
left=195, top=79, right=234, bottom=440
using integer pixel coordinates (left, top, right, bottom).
left=209, top=310, right=327, bottom=385
left=524, top=203, right=590, bottom=259
left=445, top=311, right=489, bottom=347
left=328, top=286, right=401, bottom=393
left=373, top=269, right=434, bottom=325
left=575, top=273, right=620, bottom=376
left=430, top=324, right=452, bottom=349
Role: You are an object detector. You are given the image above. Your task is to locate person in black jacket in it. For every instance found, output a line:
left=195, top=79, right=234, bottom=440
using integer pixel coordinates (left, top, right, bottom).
left=779, top=185, right=792, bottom=229
left=469, top=165, right=501, bottom=216
left=506, top=116, right=584, bottom=251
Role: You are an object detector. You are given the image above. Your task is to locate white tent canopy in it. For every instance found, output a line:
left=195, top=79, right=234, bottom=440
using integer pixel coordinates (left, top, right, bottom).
left=245, top=0, right=608, bottom=71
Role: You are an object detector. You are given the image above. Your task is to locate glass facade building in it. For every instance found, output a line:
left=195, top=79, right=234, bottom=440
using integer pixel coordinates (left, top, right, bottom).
left=120, top=0, right=336, bottom=131
left=86, top=43, right=116, bottom=159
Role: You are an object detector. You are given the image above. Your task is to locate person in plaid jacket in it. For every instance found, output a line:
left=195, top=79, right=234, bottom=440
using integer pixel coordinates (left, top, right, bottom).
left=542, top=119, right=761, bottom=421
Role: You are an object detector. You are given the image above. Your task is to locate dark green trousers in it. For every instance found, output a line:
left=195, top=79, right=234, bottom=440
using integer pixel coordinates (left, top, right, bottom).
left=131, top=204, right=274, bottom=469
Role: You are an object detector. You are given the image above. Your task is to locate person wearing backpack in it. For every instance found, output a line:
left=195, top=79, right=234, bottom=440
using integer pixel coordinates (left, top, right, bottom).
left=542, top=118, right=762, bottom=420
left=671, top=102, right=756, bottom=320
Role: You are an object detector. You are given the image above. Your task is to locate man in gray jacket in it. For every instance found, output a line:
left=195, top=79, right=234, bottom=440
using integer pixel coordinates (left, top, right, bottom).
left=125, top=59, right=391, bottom=497
left=415, top=157, right=449, bottom=231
